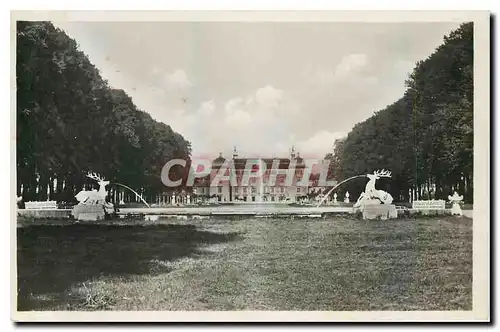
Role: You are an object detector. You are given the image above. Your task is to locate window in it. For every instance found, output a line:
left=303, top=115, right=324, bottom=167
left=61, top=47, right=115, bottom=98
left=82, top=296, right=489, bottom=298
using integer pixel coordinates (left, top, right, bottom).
left=297, top=187, right=301, bottom=193
left=280, top=187, right=285, bottom=193
left=218, top=187, right=222, bottom=194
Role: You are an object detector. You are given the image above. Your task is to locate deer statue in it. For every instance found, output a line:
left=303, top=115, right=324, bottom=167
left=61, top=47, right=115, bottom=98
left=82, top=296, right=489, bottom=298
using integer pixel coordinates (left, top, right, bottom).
left=354, top=169, right=394, bottom=209
left=365, top=169, right=391, bottom=196
left=75, top=172, right=110, bottom=205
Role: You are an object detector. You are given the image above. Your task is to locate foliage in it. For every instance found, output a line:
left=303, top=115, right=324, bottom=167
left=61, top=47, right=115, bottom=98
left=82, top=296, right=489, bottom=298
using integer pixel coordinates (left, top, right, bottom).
left=327, top=23, right=473, bottom=203
left=16, top=21, right=191, bottom=202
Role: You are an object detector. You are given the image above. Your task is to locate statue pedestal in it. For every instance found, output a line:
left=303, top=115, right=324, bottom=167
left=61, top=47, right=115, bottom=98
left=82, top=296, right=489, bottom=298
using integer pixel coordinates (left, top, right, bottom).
left=71, top=204, right=106, bottom=221
left=450, top=203, right=463, bottom=216
left=362, top=204, right=397, bottom=220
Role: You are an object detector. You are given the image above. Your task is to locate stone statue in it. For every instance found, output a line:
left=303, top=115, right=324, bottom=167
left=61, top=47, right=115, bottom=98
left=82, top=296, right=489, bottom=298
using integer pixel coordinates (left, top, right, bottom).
left=333, top=192, right=338, bottom=204
left=75, top=172, right=109, bottom=205
left=364, top=169, right=393, bottom=204
left=72, top=172, right=114, bottom=221
left=344, top=191, right=350, bottom=203
left=448, top=191, right=463, bottom=216
left=354, top=169, right=393, bottom=208
left=353, top=169, right=396, bottom=220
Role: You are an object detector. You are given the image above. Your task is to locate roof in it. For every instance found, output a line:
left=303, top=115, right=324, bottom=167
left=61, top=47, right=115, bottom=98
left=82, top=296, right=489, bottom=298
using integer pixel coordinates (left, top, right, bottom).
left=215, top=157, right=306, bottom=169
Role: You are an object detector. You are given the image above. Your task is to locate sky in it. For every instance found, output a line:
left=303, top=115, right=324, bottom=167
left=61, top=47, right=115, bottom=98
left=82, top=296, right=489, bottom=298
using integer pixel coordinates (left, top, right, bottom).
left=54, top=21, right=461, bottom=159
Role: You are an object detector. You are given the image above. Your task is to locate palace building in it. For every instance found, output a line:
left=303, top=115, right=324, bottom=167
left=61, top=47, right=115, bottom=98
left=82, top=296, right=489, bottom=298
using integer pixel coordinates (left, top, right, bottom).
left=193, top=147, right=319, bottom=202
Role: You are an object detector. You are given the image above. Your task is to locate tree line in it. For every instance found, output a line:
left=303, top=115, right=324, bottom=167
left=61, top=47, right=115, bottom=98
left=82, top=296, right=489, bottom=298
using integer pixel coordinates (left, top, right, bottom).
left=16, top=21, right=192, bottom=204
left=327, top=22, right=473, bottom=203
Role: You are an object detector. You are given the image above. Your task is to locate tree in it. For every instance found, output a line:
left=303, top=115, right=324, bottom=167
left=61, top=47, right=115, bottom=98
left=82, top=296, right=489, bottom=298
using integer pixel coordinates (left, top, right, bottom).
left=16, top=21, right=192, bottom=203
left=325, top=23, right=473, bottom=203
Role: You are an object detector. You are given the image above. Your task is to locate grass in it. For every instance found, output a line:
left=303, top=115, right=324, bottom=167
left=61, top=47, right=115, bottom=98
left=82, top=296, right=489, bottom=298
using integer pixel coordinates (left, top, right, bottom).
left=17, top=216, right=472, bottom=311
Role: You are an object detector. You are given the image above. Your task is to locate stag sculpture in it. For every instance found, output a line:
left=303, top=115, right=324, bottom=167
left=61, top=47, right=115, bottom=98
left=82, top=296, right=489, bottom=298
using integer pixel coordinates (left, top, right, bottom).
left=353, top=169, right=393, bottom=210
left=365, top=169, right=392, bottom=199
left=75, top=172, right=110, bottom=205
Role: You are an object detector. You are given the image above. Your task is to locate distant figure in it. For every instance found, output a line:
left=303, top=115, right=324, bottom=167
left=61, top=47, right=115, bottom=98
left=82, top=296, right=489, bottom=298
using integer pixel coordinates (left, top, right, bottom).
left=333, top=192, right=338, bottom=204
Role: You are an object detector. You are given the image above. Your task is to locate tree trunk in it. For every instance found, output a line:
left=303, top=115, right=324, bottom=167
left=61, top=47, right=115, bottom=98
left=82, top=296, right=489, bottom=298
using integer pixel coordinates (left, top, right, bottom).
left=56, top=177, right=64, bottom=202
left=48, top=177, right=55, bottom=201
left=459, top=177, right=465, bottom=196
left=467, top=174, right=473, bottom=204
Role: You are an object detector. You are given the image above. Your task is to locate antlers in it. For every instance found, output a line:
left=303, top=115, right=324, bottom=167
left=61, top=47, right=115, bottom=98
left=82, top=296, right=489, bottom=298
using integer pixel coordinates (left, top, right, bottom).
left=373, top=169, right=392, bottom=178
left=86, top=172, right=105, bottom=182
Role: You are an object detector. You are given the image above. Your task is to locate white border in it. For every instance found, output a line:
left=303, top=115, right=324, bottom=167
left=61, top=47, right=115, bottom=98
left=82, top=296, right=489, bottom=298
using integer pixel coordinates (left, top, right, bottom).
left=8, top=9, right=490, bottom=323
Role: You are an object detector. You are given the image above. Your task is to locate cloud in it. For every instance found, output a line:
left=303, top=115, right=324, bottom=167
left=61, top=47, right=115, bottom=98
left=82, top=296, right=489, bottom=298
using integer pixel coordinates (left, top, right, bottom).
left=56, top=21, right=462, bottom=159
left=197, top=100, right=216, bottom=117
left=150, top=66, right=162, bottom=75
left=177, top=85, right=304, bottom=157
left=296, top=130, right=346, bottom=157
left=224, top=109, right=252, bottom=127
left=317, top=71, right=336, bottom=85
left=163, top=69, right=193, bottom=91
left=335, top=53, right=369, bottom=78
left=314, top=54, right=373, bottom=88
left=254, top=85, right=283, bottom=108
left=224, top=97, right=244, bottom=115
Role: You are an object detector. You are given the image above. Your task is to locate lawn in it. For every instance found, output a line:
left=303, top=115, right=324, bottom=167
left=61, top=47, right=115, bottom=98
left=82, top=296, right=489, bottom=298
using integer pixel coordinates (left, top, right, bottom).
left=16, top=216, right=472, bottom=311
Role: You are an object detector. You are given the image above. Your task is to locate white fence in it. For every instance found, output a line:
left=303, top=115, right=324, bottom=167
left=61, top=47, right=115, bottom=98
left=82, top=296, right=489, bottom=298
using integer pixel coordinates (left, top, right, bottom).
left=412, top=200, right=446, bottom=210
left=24, top=201, right=58, bottom=210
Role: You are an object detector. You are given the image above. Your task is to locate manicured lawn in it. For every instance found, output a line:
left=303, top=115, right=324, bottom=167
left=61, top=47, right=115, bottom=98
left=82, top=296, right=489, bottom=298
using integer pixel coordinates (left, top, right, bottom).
left=17, top=216, right=472, bottom=311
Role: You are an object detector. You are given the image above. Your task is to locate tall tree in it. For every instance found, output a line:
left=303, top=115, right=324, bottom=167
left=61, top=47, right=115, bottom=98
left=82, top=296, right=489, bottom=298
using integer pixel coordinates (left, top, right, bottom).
left=16, top=21, right=192, bottom=203
left=325, top=22, right=473, bottom=203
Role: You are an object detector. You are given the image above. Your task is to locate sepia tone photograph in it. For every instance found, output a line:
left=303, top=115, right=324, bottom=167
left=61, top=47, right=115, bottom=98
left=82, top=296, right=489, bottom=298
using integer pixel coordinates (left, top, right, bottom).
left=11, top=10, right=490, bottom=322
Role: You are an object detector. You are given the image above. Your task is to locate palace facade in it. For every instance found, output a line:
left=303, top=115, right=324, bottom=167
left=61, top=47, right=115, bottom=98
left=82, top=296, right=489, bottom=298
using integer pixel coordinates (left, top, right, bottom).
left=193, top=147, right=335, bottom=202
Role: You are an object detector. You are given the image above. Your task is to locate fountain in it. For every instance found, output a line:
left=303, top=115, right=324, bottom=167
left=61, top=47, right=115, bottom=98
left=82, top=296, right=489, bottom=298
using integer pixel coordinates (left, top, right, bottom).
left=316, top=175, right=366, bottom=207
left=72, top=172, right=114, bottom=221
left=317, top=169, right=397, bottom=220
left=70, top=174, right=152, bottom=222
left=112, top=182, right=151, bottom=208
left=352, top=169, right=397, bottom=220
